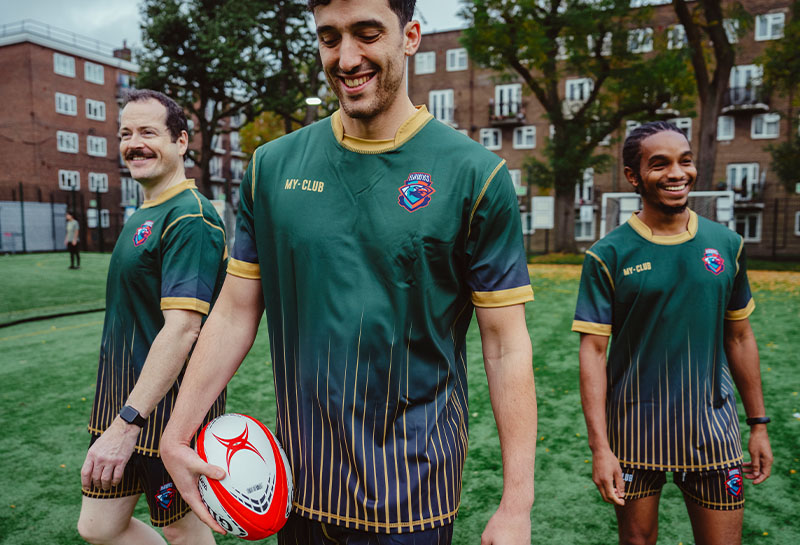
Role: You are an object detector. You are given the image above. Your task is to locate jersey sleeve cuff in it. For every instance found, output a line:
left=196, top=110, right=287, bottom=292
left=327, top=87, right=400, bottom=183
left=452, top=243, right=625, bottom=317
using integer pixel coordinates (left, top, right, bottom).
left=227, top=258, right=261, bottom=279
left=572, top=320, right=612, bottom=336
left=725, top=298, right=755, bottom=321
left=160, top=297, right=211, bottom=315
left=471, top=285, right=534, bottom=308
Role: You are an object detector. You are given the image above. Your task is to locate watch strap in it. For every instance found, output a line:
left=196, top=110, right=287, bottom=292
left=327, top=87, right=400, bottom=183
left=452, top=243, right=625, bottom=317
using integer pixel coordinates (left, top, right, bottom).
left=745, top=416, right=770, bottom=426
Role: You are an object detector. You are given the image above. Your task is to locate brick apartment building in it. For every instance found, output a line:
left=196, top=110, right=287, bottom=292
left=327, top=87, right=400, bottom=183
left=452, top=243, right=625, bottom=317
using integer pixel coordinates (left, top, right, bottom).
left=0, top=20, right=138, bottom=252
left=409, top=0, right=800, bottom=258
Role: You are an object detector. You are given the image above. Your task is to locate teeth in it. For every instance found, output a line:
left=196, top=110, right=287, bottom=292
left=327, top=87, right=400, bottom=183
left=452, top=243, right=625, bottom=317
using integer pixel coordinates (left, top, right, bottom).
left=664, top=184, right=686, bottom=192
left=344, top=76, right=370, bottom=88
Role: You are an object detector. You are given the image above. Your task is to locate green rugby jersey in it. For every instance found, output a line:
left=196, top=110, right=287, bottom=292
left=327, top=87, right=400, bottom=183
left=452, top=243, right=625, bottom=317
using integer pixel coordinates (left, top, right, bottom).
left=573, top=211, right=754, bottom=471
left=228, top=107, right=533, bottom=533
left=88, top=180, right=228, bottom=456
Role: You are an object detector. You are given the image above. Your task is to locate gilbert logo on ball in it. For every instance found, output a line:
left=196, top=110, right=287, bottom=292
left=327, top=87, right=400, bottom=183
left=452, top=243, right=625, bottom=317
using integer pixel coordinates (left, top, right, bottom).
left=196, top=413, right=293, bottom=540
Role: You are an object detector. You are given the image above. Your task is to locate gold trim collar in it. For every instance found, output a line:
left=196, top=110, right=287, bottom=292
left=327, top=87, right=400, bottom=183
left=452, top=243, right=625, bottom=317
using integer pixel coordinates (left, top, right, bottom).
left=627, top=209, right=698, bottom=245
left=331, top=106, right=433, bottom=154
left=141, top=180, right=197, bottom=208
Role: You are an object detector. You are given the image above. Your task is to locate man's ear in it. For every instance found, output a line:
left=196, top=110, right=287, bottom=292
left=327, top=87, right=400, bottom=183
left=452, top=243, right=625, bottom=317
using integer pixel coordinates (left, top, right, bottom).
left=623, top=166, right=639, bottom=191
left=404, top=20, right=422, bottom=56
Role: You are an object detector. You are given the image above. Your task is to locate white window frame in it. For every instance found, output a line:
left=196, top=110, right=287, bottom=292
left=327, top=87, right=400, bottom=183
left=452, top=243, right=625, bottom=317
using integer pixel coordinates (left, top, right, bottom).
left=100, top=209, right=110, bottom=228
left=55, top=93, right=77, bottom=116
left=53, top=53, right=75, bottom=77
left=628, top=28, right=654, bottom=54
left=57, top=131, right=79, bottom=153
left=735, top=212, right=762, bottom=242
left=494, top=83, right=522, bottom=118
left=625, top=120, right=641, bottom=137
left=751, top=112, right=780, bottom=139
left=717, top=116, right=735, bottom=141
left=565, top=77, right=594, bottom=103
left=121, top=176, right=142, bottom=206
left=670, top=117, right=692, bottom=141
left=480, top=128, right=502, bottom=150
left=429, top=89, right=455, bottom=124
left=587, top=32, right=612, bottom=57
left=446, top=48, right=468, bottom=71
left=84, top=61, right=104, bottom=84
left=575, top=168, right=594, bottom=205
left=86, top=99, right=106, bottom=121
left=230, top=131, right=241, bottom=153
left=795, top=211, right=800, bottom=236
left=755, top=13, right=785, bottom=41
left=184, top=156, right=195, bottom=168
left=727, top=163, right=760, bottom=201
left=210, top=156, right=224, bottom=180
left=58, top=170, right=80, bottom=190
left=87, top=208, right=98, bottom=229
left=88, top=172, right=109, bottom=193
left=513, top=126, right=536, bottom=149
left=555, top=37, right=569, bottom=61
left=509, top=169, right=523, bottom=194
left=667, top=24, right=687, bottom=50
left=723, top=19, right=740, bottom=43
left=230, top=158, right=244, bottom=181
left=415, top=51, right=436, bottom=75
left=87, top=136, right=107, bottom=157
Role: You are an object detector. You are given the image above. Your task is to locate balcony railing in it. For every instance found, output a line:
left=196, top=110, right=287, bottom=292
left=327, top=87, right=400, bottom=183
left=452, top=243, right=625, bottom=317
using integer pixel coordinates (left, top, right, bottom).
left=721, top=86, right=769, bottom=114
left=489, top=99, right=525, bottom=126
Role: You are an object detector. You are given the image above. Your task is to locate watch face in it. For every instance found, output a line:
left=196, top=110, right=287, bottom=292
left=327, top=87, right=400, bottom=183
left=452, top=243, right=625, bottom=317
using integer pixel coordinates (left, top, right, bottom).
left=121, top=406, right=145, bottom=426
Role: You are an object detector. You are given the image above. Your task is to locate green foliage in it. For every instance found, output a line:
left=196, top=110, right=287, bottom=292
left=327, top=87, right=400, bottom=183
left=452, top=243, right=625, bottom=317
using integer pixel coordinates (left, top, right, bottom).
left=767, top=135, right=800, bottom=193
left=761, top=0, right=800, bottom=107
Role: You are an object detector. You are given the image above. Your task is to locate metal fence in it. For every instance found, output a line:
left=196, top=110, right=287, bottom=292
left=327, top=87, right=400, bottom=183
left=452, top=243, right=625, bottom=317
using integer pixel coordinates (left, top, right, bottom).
left=0, top=201, right=67, bottom=253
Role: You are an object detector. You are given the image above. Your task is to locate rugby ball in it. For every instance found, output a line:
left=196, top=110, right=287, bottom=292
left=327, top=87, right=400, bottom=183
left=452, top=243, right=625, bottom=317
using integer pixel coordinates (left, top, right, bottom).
left=195, top=413, right=293, bottom=540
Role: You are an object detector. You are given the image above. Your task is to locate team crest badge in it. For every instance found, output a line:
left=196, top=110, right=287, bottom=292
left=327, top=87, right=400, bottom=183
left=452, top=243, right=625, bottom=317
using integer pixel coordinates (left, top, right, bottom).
left=725, top=468, right=743, bottom=497
left=398, top=172, right=435, bottom=212
left=155, top=482, right=176, bottom=509
left=702, top=248, right=725, bottom=275
left=133, top=221, right=154, bottom=247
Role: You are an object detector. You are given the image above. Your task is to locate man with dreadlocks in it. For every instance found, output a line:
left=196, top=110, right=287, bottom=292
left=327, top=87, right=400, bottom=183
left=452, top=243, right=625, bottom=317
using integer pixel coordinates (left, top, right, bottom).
left=573, top=121, right=772, bottom=545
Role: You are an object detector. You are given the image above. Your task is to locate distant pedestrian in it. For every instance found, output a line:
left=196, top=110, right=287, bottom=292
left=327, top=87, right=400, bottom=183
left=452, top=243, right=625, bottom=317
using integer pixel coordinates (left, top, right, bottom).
left=65, top=212, right=80, bottom=269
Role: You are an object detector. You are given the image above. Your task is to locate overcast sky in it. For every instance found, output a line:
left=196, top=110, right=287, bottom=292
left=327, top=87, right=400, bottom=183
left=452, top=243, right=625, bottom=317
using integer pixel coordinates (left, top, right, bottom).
left=1, top=0, right=466, bottom=52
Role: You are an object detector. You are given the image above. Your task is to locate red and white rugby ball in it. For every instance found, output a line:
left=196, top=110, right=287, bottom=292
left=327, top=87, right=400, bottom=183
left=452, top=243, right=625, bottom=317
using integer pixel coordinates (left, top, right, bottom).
left=195, top=413, right=293, bottom=540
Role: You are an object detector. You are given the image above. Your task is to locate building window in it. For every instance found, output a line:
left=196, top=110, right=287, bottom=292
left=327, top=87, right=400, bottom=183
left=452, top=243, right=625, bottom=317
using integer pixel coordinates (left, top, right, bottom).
left=575, top=168, right=594, bottom=204
left=415, top=51, right=436, bottom=75
left=513, top=126, right=536, bottom=149
left=88, top=173, right=109, bottom=193
left=86, top=99, right=106, bottom=121
left=184, top=156, right=195, bottom=168
left=58, top=170, right=80, bottom=190
left=575, top=168, right=595, bottom=241
left=101, top=209, right=110, bottom=228
left=625, top=120, right=641, bottom=137
left=84, top=62, right=105, bottom=84
left=231, top=159, right=244, bottom=181
left=480, top=128, right=502, bottom=150
left=795, top=211, right=800, bottom=236
left=509, top=169, right=523, bottom=193
left=121, top=176, right=142, bottom=206
left=446, top=48, right=468, bottom=71
left=210, top=156, right=224, bottom=179
left=751, top=113, right=780, bottom=139
left=587, top=32, right=612, bottom=56
left=494, top=83, right=522, bottom=118
left=727, top=163, right=760, bottom=201
left=55, top=93, right=77, bottom=116
left=87, top=208, right=98, bottom=228
left=87, top=136, right=107, bottom=157
left=670, top=117, right=692, bottom=141
left=566, top=78, right=593, bottom=102
left=230, top=131, right=241, bottom=153
left=211, top=134, right=225, bottom=153
left=723, top=19, right=740, bottom=43
left=735, top=212, right=761, bottom=242
left=205, top=100, right=216, bottom=122
left=57, top=131, right=79, bottom=153
left=667, top=24, right=687, bottom=50
left=717, top=116, right=735, bottom=141
left=555, top=37, right=569, bottom=61
left=628, top=28, right=654, bottom=53
left=755, top=13, right=785, bottom=41
left=53, top=53, right=75, bottom=77
left=429, top=89, right=454, bottom=124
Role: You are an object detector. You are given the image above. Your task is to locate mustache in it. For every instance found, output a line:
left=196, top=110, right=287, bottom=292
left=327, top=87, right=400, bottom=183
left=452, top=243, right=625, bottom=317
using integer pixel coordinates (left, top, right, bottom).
left=125, top=149, right=157, bottom=160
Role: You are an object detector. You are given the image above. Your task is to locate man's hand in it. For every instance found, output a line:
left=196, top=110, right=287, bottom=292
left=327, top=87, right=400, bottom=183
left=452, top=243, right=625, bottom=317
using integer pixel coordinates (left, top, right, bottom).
left=743, top=426, right=773, bottom=484
left=160, top=433, right=228, bottom=534
left=481, top=501, right=532, bottom=545
left=80, top=418, right=139, bottom=490
left=591, top=447, right=625, bottom=506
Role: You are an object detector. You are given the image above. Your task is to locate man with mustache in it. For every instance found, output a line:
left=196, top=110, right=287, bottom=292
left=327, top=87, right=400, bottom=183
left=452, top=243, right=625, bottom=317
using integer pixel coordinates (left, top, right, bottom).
left=77, top=89, right=228, bottom=545
left=161, top=1, right=537, bottom=544
left=574, top=121, right=772, bottom=545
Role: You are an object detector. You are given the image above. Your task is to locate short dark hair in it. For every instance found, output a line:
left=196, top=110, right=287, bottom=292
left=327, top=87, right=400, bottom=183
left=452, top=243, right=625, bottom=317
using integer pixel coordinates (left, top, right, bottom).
left=121, top=89, right=188, bottom=142
left=306, top=0, right=416, bottom=26
left=622, top=121, right=687, bottom=175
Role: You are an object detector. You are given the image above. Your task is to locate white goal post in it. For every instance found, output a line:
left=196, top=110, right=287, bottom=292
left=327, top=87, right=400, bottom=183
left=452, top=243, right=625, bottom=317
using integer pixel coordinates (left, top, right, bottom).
left=599, top=190, right=736, bottom=238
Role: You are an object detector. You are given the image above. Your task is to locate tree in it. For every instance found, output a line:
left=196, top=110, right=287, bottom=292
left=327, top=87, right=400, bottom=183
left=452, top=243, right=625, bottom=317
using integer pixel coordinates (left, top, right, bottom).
left=461, top=0, right=694, bottom=252
left=672, top=0, right=749, bottom=190
left=136, top=0, right=322, bottom=199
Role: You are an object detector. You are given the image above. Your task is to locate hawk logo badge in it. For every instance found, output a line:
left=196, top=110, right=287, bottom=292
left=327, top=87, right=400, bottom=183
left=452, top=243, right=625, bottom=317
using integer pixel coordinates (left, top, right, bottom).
left=702, top=248, right=725, bottom=275
left=725, top=468, right=743, bottom=497
left=155, top=482, right=176, bottom=509
left=398, top=172, right=435, bottom=212
left=133, top=221, right=154, bottom=247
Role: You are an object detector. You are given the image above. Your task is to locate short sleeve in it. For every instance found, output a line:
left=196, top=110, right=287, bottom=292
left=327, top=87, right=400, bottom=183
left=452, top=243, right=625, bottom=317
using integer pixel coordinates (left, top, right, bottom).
left=160, top=213, right=227, bottom=315
left=228, top=151, right=261, bottom=279
left=572, top=250, right=614, bottom=336
left=725, top=240, right=755, bottom=320
left=466, top=161, right=533, bottom=308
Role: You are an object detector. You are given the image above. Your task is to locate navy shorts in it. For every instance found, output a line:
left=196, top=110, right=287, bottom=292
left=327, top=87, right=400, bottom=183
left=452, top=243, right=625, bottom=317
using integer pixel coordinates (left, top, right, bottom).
left=277, top=513, right=454, bottom=545
left=620, top=465, right=745, bottom=511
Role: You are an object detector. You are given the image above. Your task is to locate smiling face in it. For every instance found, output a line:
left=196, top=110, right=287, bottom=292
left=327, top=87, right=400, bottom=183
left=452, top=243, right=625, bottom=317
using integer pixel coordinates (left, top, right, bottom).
left=313, top=0, right=418, bottom=122
left=118, top=99, right=188, bottom=188
left=625, top=130, right=697, bottom=216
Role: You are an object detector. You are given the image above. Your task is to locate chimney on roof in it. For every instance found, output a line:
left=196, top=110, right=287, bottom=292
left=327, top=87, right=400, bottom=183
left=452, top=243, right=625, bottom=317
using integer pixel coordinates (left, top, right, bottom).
left=113, top=40, right=131, bottom=61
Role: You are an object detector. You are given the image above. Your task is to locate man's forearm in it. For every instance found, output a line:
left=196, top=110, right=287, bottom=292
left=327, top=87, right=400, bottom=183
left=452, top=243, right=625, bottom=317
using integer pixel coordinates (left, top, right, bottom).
left=579, top=335, right=611, bottom=452
left=725, top=319, right=766, bottom=418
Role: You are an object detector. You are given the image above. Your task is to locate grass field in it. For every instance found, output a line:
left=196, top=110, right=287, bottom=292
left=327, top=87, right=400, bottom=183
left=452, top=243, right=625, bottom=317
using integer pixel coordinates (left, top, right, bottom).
left=0, top=256, right=798, bottom=544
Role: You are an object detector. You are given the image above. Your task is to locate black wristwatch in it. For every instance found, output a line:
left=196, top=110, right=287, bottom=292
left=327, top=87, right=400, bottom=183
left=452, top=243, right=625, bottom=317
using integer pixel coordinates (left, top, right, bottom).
left=119, top=405, right=147, bottom=427
left=745, top=416, right=771, bottom=426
